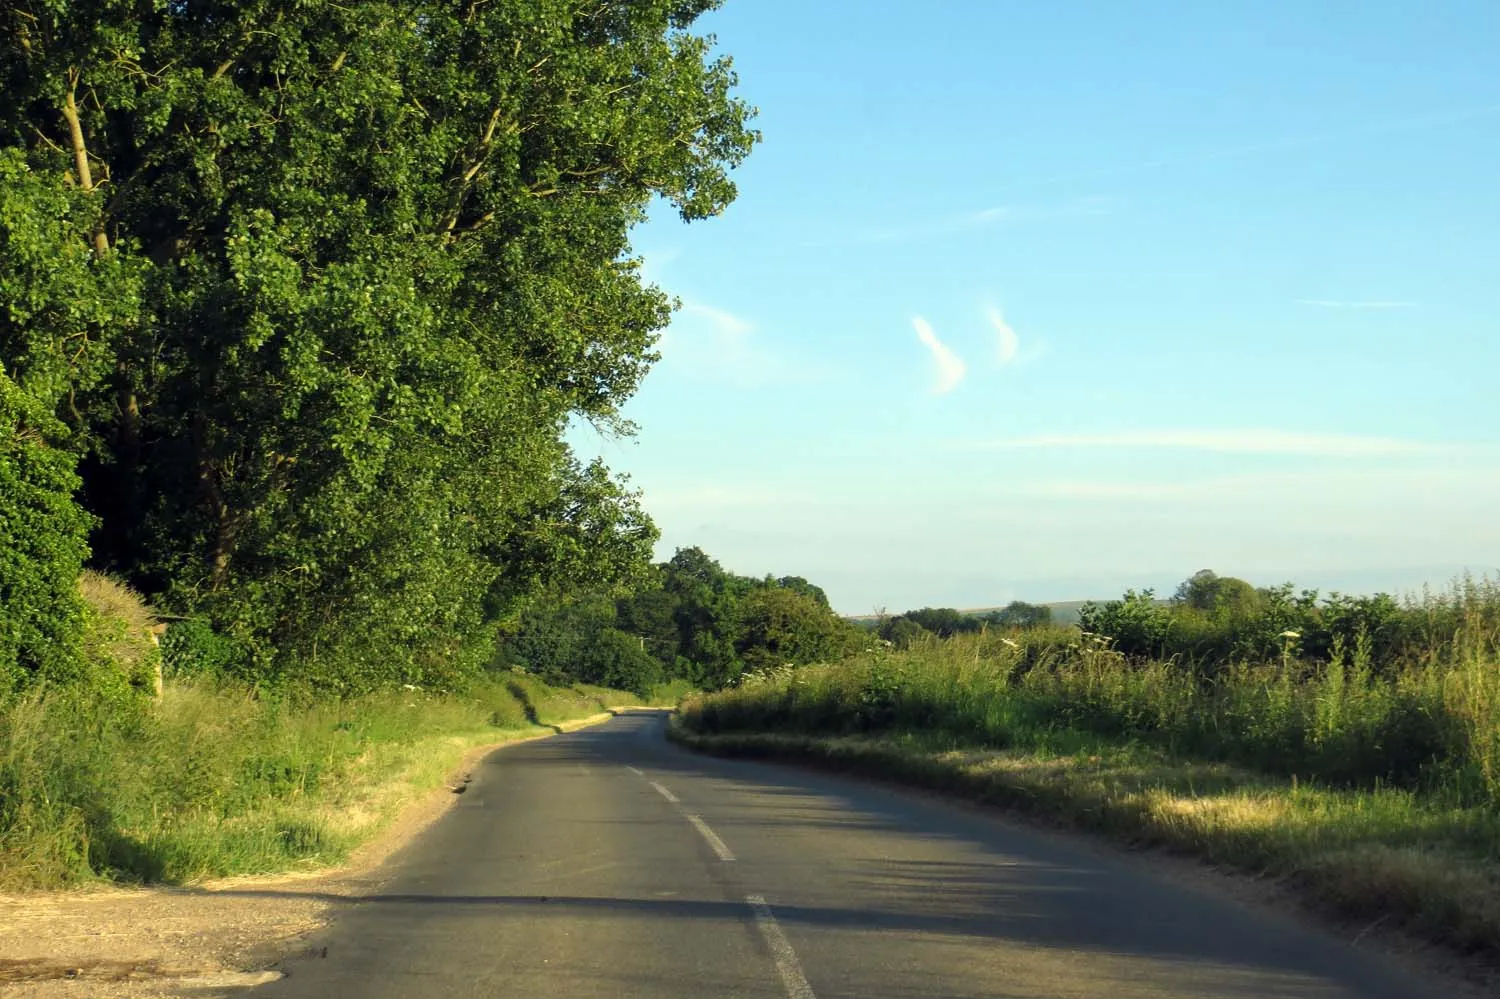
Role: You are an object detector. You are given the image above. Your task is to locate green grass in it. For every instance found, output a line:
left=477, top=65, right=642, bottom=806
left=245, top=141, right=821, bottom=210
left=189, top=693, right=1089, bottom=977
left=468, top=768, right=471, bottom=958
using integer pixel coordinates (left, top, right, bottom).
left=0, top=671, right=664, bottom=890
left=676, top=592, right=1500, bottom=959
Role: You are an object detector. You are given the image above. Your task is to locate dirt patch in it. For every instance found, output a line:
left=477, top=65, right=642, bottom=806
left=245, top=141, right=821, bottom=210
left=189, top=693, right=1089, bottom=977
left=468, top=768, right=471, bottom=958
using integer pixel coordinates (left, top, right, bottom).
left=0, top=716, right=638, bottom=999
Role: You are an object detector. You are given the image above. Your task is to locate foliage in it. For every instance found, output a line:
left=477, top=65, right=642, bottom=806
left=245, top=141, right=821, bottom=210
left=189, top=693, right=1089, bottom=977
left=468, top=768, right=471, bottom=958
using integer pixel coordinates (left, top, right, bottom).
left=899, top=607, right=976, bottom=638
left=874, top=603, right=1053, bottom=646
left=981, top=600, right=1053, bottom=628
left=0, top=0, right=757, bottom=690
left=1077, top=589, right=1175, bottom=659
left=880, top=616, right=932, bottom=650
left=500, top=546, right=856, bottom=691
left=1078, top=571, right=1476, bottom=674
left=0, top=674, right=656, bottom=889
left=0, top=377, right=92, bottom=693
left=496, top=594, right=662, bottom=696
left=736, top=584, right=855, bottom=670
left=1173, top=569, right=1261, bottom=614
left=688, top=578, right=1500, bottom=802
left=161, top=619, right=252, bottom=681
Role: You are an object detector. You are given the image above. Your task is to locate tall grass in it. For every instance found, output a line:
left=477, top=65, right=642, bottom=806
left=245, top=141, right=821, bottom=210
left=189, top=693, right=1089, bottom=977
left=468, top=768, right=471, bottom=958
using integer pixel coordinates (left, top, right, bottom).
left=677, top=582, right=1500, bottom=957
left=688, top=580, right=1500, bottom=804
left=0, top=673, right=662, bottom=890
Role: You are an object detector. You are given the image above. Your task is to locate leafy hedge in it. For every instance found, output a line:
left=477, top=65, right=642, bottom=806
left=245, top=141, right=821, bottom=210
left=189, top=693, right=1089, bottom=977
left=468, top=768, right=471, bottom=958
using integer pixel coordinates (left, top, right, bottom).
left=0, top=378, right=91, bottom=692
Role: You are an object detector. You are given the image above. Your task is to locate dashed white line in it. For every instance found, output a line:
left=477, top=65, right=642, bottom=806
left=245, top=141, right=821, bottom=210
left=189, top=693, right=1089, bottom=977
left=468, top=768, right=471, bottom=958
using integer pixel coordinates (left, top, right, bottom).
left=646, top=778, right=735, bottom=862
left=626, top=765, right=643, bottom=776
left=746, top=895, right=815, bottom=999
left=686, top=814, right=736, bottom=861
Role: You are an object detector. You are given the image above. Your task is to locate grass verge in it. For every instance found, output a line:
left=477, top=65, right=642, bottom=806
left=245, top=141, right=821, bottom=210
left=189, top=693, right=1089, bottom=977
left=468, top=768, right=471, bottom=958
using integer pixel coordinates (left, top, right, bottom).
left=669, top=718, right=1500, bottom=962
left=0, top=672, right=676, bottom=890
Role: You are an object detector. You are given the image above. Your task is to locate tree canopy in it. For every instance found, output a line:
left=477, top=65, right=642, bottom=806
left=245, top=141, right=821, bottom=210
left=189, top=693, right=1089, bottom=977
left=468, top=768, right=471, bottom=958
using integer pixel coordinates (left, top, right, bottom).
left=1, top=0, right=757, bottom=691
left=501, top=547, right=861, bottom=693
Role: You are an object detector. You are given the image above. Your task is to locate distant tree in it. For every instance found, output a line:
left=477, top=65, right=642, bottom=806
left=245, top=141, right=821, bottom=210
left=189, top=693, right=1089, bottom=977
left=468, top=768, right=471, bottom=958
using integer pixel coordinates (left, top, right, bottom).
left=667, top=547, right=728, bottom=588
left=985, top=601, right=1053, bottom=628
left=774, top=576, right=831, bottom=609
left=737, top=586, right=852, bottom=670
left=662, top=547, right=743, bottom=689
left=1173, top=570, right=1261, bottom=616
left=615, top=571, right=681, bottom=666
left=497, top=592, right=663, bottom=697
left=880, top=616, right=931, bottom=650
left=903, top=607, right=978, bottom=638
left=575, top=629, right=663, bottom=697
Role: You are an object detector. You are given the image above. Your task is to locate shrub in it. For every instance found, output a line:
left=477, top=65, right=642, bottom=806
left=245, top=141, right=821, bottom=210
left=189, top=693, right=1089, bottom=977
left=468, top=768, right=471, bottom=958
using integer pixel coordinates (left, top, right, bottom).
left=161, top=619, right=252, bottom=680
left=0, top=379, right=92, bottom=694
left=576, top=628, right=664, bottom=697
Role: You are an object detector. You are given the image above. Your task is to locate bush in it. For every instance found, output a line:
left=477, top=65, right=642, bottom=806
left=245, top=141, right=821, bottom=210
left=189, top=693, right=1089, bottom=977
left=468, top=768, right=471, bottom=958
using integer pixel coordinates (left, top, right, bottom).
left=161, top=619, right=252, bottom=680
left=576, top=628, right=664, bottom=697
left=0, top=379, right=92, bottom=694
left=682, top=579, right=1500, bottom=802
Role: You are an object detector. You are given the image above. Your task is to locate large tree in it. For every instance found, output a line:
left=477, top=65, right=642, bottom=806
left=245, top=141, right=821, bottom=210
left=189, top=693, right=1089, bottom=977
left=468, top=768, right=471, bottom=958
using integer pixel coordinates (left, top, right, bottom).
left=1, top=0, right=756, bottom=688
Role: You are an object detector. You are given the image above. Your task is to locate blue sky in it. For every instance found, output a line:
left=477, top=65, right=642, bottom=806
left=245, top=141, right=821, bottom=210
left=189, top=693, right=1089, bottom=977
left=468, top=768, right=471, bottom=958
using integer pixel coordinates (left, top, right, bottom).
left=575, top=0, right=1500, bottom=615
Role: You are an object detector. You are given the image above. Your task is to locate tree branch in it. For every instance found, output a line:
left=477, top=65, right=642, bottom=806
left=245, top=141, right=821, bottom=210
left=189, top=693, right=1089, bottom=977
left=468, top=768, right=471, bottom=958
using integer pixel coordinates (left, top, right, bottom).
left=438, top=105, right=506, bottom=236
left=60, top=70, right=109, bottom=256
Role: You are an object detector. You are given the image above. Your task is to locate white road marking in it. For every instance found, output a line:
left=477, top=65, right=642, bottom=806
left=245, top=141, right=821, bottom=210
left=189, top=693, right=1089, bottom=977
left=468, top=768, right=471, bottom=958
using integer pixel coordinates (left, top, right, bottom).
left=626, top=765, right=643, bottom=776
left=746, top=895, right=815, bottom=999
left=686, top=814, right=736, bottom=861
left=647, top=779, right=736, bottom=862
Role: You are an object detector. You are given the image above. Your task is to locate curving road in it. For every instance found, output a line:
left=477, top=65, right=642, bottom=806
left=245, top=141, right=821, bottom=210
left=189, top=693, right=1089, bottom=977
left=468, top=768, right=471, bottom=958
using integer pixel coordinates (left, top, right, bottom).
left=254, top=712, right=1435, bottom=999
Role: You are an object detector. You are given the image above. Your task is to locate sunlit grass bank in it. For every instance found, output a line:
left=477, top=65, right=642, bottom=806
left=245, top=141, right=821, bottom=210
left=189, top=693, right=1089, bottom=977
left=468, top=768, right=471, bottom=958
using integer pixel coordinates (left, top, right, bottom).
left=0, top=674, right=677, bottom=889
left=676, top=583, right=1500, bottom=957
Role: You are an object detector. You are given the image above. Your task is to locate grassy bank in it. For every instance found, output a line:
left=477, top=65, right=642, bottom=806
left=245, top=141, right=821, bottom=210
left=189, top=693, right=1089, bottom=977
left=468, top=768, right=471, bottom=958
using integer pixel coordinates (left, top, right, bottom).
left=675, top=593, right=1500, bottom=959
left=0, top=673, right=679, bottom=890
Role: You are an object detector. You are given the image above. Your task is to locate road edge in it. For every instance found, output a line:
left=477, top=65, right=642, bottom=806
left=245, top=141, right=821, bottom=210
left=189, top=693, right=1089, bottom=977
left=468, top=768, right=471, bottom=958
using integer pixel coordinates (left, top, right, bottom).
left=667, top=719, right=1500, bottom=998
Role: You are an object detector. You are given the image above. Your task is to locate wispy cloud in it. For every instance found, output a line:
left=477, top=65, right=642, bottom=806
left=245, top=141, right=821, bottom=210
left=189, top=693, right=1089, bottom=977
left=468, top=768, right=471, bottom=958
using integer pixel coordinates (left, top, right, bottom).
left=655, top=298, right=758, bottom=379
left=634, top=247, right=680, bottom=285
left=1295, top=299, right=1419, bottom=310
left=953, top=429, right=1472, bottom=458
left=987, top=306, right=1021, bottom=365
left=656, top=299, right=836, bottom=386
left=680, top=301, right=753, bottom=338
left=912, top=316, right=966, bottom=395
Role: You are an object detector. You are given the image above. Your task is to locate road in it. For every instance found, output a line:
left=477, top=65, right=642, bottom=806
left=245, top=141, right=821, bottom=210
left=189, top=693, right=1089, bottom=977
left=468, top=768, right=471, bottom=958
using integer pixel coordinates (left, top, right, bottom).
left=252, top=712, right=1436, bottom=999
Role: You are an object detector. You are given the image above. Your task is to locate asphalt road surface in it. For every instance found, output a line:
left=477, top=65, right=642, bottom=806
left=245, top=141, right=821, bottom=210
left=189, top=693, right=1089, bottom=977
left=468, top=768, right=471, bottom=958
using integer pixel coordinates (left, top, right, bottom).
left=253, top=712, right=1437, bottom=999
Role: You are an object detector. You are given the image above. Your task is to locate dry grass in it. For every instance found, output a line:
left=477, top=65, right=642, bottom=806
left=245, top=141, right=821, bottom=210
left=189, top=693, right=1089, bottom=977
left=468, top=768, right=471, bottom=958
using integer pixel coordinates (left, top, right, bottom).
left=77, top=571, right=160, bottom=692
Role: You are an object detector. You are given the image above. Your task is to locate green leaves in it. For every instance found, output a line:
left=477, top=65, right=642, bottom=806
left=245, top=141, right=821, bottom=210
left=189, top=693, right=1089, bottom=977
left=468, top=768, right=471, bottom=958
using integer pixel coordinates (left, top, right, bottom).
left=0, top=375, right=92, bottom=691
left=0, top=0, right=758, bottom=691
